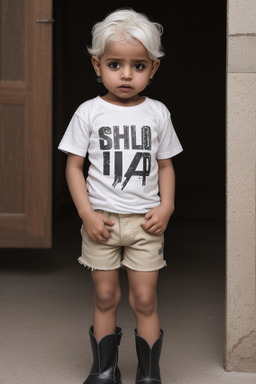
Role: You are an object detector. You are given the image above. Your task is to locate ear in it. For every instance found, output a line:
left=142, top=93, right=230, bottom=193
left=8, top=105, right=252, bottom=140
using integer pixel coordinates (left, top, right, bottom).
left=150, top=60, right=160, bottom=79
left=91, top=56, right=101, bottom=77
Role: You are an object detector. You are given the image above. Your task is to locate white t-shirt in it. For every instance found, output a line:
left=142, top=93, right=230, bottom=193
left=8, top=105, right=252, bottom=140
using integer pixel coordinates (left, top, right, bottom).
left=58, top=96, right=183, bottom=214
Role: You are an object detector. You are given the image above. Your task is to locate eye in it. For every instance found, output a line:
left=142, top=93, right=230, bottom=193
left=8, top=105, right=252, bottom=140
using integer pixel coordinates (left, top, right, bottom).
left=134, top=63, right=146, bottom=71
left=109, top=62, right=120, bottom=70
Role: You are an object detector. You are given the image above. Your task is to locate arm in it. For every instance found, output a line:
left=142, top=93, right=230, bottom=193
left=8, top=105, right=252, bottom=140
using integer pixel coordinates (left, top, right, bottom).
left=141, top=158, right=175, bottom=235
left=66, top=153, right=114, bottom=242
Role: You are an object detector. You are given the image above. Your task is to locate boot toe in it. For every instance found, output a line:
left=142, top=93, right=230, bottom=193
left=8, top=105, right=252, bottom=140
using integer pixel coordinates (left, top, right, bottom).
left=83, top=373, right=121, bottom=384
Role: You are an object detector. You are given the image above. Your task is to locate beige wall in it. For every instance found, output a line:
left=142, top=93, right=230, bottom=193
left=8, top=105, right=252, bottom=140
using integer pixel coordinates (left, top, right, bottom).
left=226, top=0, right=256, bottom=372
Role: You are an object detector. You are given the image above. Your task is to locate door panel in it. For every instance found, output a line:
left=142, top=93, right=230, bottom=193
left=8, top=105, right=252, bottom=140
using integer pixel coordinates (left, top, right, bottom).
left=0, top=105, right=25, bottom=213
left=0, top=0, right=25, bottom=81
left=0, top=0, right=52, bottom=247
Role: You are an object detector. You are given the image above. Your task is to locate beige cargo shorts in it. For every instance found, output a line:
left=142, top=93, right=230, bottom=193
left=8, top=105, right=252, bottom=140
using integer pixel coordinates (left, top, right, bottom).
left=78, top=211, right=167, bottom=272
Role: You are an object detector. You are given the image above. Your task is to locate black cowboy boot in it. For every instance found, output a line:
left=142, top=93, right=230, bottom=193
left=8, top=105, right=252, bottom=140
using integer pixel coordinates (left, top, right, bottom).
left=83, top=326, right=122, bottom=384
left=135, top=329, right=164, bottom=384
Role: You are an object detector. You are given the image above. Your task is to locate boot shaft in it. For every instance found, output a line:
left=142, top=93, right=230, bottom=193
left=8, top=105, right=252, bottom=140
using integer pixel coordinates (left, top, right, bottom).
left=84, top=326, right=122, bottom=384
left=135, top=329, right=164, bottom=383
left=89, top=326, right=122, bottom=375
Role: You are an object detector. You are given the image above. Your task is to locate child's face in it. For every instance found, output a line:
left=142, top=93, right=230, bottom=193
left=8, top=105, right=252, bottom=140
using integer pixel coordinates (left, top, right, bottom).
left=91, top=39, right=160, bottom=105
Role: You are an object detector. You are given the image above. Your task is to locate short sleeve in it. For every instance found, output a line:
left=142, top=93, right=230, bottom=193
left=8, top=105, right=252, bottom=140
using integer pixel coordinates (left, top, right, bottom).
left=58, top=113, right=90, bottom=157
left=157, top=112, right=183, bottom=160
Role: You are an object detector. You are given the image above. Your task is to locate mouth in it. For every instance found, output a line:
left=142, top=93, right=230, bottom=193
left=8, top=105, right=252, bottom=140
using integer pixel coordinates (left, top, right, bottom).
left=118, top=85, right=132, bottom=91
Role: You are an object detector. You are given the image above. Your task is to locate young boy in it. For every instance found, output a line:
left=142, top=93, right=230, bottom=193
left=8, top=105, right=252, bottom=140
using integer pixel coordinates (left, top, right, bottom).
left=58, top=8, right=183, bottom=384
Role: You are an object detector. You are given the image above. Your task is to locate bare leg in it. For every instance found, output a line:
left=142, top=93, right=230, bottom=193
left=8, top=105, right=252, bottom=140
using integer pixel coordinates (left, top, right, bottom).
left=127, top=269, right=160, bottom=346
left=91, top=269, right=121, bottom=341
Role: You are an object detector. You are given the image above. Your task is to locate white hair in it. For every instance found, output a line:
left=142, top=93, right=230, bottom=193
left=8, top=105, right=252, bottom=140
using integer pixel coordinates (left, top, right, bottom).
left=87, top=8, right=164, bottom=60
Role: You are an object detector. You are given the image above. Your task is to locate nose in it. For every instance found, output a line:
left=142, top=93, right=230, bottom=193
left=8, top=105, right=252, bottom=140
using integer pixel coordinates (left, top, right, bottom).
left=121, top=66, right=132, bottom=80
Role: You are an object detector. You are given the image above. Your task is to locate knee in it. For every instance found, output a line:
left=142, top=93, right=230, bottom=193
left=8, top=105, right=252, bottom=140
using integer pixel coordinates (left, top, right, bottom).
left=130, top=291, right=157, bottom=317
left=95, top=286, right=121, bottom=313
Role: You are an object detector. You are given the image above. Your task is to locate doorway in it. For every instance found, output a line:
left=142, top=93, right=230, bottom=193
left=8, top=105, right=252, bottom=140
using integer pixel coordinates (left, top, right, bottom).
left=53, top=0, right=226, bottom=221
left=53, top=1, right=226, bottom=374
left=0, top=1, right=229, bottom=382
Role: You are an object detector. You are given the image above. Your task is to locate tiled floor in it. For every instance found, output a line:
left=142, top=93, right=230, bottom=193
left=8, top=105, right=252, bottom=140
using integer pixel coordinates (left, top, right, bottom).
left=1, top=211, right=256, bottom=384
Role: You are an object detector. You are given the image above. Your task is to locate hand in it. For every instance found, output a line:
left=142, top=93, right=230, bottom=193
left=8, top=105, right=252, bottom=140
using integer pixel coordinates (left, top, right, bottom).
left=141, top=205, right=173, bottom=235
left=82, top=211, right=115, bottom=243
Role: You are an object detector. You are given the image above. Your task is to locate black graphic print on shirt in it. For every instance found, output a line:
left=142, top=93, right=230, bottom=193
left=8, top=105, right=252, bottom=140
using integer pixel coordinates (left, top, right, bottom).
left=98, top=125, right=152, bottom=190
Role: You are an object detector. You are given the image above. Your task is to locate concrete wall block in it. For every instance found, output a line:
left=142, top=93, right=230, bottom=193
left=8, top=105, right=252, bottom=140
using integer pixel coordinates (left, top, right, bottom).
left=228, top=0, right=256, bottom=34
left=226, top=331, right=256, bottom=372
left=227, top=36, right=256, bottom=73
left=226, top=73, right=256, bottom=372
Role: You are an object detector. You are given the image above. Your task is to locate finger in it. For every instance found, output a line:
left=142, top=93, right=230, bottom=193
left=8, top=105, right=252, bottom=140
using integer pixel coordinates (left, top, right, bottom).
left=144, top=211, right=152, bottom=221
left=142, top=217, right=157, bottom=231
left=101, top=227, right=111, bottom=240
left=141, top=221, right=149, bottom=230
left=103, top=216, right=115, bottom=226
left=141, top=221, right=153, bottom=232
left=146, top=222, right=164, bottom=234
left=88, top=229, right=108, bottom=243
left=93, top=233, right=107, bottom=243
left=149, top=228, right=163, bottom=236
left=143, top=222, right=156, bottom=232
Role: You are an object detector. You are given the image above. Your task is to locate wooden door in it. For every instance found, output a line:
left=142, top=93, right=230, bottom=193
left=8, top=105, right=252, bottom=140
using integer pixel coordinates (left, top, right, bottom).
left=0, top=0, right=52, bottom=247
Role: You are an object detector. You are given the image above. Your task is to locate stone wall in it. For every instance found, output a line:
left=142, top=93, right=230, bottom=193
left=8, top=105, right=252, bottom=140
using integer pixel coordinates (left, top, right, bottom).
left=226, top=0, right=256, bottom=373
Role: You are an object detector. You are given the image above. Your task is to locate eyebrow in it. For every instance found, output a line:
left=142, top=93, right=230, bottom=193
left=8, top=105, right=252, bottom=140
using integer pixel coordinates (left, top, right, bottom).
left=105, top=58, right=150, bottom=63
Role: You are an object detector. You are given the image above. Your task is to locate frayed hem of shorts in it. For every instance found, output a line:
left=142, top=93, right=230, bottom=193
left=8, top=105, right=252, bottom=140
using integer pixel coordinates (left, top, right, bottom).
left=78, top=257, right=121, bottom=271
left=121, top=260, right=167, bottom=272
